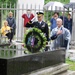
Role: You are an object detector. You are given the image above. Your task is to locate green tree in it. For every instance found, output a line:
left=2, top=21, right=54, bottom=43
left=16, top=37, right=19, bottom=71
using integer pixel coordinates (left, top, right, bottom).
left=0, top=0, right=17, bottom=28
left=45, top=0, right=70, bottom=4
left=44, top=0, right=70, bottom=23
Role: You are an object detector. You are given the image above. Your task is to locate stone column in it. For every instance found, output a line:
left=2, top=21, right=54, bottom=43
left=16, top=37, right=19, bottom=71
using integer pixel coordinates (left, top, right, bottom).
left=70, top=0, right=75, bottom=43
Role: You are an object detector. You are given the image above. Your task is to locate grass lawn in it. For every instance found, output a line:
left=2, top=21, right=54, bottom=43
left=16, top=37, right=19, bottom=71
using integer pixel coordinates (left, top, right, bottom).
left=66, top=59, right=75, bottom=71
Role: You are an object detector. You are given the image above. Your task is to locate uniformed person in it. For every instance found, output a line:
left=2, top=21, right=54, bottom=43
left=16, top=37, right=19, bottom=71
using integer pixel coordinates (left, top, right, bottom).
left=33, top=12, right=49, bottom=41
left=50, top=18, right=71, bottom=50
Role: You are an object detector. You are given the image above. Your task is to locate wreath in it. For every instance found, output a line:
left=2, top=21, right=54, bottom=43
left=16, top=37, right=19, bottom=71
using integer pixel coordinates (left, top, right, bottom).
left=24, top=27, right=47, bottom=53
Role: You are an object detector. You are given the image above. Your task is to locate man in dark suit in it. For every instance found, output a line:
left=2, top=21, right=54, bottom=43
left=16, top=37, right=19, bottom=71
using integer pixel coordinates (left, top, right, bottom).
left=33, top=12, right=49, bottom=41
left=60, top=12, right=68, bottom=28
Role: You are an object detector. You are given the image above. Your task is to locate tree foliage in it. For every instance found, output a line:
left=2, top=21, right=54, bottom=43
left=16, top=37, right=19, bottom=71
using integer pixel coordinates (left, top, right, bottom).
left=45, top=0, right=70, bottom=4
left=44, top=0, right=70, bottom=24
left=0, top=0, right=17, bottom=7
left=0, top=0, right=17, bottom=28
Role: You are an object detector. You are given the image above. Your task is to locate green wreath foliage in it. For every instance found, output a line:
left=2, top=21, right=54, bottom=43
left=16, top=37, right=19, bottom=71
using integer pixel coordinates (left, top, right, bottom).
left=24, top=27, right=47, bottom=53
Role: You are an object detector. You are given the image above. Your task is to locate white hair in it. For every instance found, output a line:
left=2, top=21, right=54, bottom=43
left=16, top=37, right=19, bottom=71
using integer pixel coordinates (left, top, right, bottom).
left=56, top=18, right=62, bottom=22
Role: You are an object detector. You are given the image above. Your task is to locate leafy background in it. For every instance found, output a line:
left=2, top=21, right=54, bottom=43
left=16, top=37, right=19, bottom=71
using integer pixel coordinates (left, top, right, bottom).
left=45, top=0, right=70, bottom=4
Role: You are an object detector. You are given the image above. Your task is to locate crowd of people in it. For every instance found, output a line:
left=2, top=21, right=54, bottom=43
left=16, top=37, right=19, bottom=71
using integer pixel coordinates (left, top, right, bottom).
left=22, top=10, right=71, bottom=50
left=50, top=12, right=72, bottom=50
left=50, top=12, right=72, bottom=34
left=0, top=10, right=71, bottom=50
left=1, top=11, right=16, bottom=44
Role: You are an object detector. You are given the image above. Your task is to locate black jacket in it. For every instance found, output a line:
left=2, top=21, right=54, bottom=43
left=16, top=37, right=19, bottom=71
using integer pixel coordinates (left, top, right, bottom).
left=32, top=21, right=49, bottom=41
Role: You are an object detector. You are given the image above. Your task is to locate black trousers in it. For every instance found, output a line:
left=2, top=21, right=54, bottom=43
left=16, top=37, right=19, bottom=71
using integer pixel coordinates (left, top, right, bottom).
left=44, top=47, right=49, bottom=51
left=6, top=32, right=14, bottom=42
left=64, top=40, right=68, bottom=49
left=61, top=40, right=68, bottom=49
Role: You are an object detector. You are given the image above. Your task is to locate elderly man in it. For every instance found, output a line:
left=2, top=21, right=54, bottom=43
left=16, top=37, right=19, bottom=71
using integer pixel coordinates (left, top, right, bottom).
left=6, top=11, right=16, bottom=43
left=50, top=18, right=70, bottom=50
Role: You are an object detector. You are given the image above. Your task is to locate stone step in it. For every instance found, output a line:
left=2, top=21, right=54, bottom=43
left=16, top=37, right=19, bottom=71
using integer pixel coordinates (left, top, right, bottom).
left=66, top=50, right=75, bottom=59
left=69, top=57, right=75, bottom=61
left=26, top=63, right=69, bottom=75
left=69, top=46, right=75, bottom=49
left=57, top=70, right=75, bottom=75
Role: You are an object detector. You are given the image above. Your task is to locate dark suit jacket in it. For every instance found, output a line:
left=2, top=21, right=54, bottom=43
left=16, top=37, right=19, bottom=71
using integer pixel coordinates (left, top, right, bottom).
left=32, top=21, right=49, bottom=41
left=60, top=16, right=68, bottom=28
left=7, top=17, right=16, bottom=34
